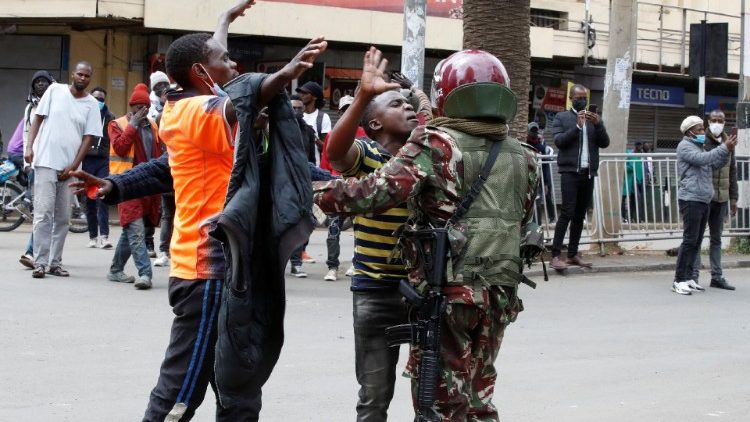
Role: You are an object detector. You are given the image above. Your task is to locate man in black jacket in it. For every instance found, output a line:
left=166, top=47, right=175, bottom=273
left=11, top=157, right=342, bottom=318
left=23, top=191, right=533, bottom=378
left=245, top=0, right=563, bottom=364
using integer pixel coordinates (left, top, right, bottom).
left=549, top=84, right=610, bottom=270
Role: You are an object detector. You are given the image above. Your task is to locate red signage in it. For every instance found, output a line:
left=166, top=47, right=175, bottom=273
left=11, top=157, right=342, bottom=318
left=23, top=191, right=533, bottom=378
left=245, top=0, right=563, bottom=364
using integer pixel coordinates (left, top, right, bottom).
left=262, top=0, right=463, bottom=18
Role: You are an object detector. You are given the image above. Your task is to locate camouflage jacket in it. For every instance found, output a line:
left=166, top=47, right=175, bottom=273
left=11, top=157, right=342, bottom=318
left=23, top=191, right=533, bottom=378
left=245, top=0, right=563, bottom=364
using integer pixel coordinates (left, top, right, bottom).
left=314, top=125, right=538, bottom=288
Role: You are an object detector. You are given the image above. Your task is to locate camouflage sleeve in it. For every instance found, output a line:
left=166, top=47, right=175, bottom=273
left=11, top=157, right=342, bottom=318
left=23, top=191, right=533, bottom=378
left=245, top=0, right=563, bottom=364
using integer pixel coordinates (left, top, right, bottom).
left=313, top=127, right=434, bottom=215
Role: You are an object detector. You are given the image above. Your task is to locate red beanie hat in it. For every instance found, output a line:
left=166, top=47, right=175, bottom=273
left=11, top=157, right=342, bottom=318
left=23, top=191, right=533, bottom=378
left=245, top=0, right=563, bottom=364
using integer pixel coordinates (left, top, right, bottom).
left=129, top=83, right=150, bottom=106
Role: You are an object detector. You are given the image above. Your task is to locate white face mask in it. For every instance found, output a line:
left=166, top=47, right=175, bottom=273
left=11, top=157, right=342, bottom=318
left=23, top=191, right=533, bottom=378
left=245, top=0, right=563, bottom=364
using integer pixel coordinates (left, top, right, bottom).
left=709, top=122, right=725, bottom=138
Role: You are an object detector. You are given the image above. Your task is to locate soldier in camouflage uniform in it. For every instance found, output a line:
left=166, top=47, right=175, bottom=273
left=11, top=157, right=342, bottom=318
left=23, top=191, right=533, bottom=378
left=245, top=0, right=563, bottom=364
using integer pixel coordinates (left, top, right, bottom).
left=315, top=49, right=538, bottom=421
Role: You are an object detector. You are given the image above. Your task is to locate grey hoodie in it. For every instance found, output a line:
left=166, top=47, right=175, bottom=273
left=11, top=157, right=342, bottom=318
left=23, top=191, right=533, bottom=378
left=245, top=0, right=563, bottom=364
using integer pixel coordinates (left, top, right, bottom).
left=676, top=135, right=730, bottom=203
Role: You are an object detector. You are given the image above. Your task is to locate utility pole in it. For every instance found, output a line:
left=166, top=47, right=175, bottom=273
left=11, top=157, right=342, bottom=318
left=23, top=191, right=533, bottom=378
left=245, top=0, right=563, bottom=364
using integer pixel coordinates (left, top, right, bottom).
left=737, top=0, right=750, bottom=234
left=595, top=0, right=637, bottom=252
left=401, top=0, right=427, bottom=88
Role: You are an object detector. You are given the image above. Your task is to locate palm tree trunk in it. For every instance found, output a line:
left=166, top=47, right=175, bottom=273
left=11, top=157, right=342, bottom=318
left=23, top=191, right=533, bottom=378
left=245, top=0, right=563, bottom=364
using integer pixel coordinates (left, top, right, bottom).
left=463, top=0, right=531, bottom=138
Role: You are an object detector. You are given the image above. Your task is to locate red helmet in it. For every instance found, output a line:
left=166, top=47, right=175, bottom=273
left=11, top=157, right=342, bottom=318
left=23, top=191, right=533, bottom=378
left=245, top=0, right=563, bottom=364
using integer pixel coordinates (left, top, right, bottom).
left=431, top=50, right=517, bottom=122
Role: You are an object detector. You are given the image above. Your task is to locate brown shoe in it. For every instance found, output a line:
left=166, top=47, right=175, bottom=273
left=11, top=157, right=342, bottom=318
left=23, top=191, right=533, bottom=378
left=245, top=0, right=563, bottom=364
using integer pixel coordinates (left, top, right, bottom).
left=550, top=256, right=568, bottom=271
left=566, top=255, right=593, bottom=268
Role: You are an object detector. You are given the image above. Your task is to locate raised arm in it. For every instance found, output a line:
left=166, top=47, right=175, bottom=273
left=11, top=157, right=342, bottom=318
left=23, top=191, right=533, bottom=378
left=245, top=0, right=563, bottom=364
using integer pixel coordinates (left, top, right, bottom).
left=258, top=37, right=328, bottom=108
left=327, top=47, right=401, bottom=172
left=213, top=0, right=256, bottom=49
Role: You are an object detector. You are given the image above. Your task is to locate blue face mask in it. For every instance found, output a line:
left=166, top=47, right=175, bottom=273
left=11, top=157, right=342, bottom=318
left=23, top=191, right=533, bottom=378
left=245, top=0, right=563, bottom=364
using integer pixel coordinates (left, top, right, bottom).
left=694, top=134, right=706, bottom=143
left=199, top=64, right=228, bottom=98
left=98, top=101, right=105, bottom=111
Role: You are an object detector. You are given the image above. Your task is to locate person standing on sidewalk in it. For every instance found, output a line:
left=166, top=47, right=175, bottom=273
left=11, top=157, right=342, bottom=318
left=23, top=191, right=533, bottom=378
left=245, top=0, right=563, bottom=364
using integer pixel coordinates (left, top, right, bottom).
left=84, top=86, right=115, bottom=249
left=691, top=110, right=738, bottom=291
left=672, top=115, right=735, bottom=295
left=106, top=83, right=162, bottom=289
left=549, top=84, right=610, bottom=271
left=24, top=62, right=102, bottom=278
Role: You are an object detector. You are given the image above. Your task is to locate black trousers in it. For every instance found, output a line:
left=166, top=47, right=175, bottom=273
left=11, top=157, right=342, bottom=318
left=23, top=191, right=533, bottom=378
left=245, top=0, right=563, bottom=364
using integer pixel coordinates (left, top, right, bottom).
left=551, top=171, right=595, bottom=258
left=674, top=200, right=709, bottom=282
left=143, top=279, right=261, bottom=421
left=353, top=289, right=409, bottom=422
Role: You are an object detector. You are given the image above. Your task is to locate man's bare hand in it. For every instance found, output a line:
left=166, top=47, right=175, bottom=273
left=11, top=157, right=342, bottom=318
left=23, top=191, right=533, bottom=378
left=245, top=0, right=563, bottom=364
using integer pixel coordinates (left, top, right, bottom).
left=24, top=148, right=33, bottom=165
left=725, top=133, right=738, bottom=152
left=359, top=47, right=401, bottom=98
left=577, top=111, right=586, bottom=128
left=223, top=0, right=256, bottom=23
left=278, top=36, right=328, bottom=82
left=585, top=111, right=600, bottom=125
left=731, top=202, right=738, bottom=217
left=129, top=107, right=148, bottom=128
left=69, top=170, right=113, bottom=198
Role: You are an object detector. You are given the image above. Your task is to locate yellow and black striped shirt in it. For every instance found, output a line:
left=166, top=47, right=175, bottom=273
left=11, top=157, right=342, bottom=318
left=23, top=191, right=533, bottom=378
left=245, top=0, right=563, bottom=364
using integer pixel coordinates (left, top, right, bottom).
left=343, top=137, right=409, bottom=290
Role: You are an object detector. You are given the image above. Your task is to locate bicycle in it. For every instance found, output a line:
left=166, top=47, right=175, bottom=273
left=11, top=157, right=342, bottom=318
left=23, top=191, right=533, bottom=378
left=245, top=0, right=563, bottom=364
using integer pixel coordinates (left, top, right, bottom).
left=0, top=162, right=89, bottom=233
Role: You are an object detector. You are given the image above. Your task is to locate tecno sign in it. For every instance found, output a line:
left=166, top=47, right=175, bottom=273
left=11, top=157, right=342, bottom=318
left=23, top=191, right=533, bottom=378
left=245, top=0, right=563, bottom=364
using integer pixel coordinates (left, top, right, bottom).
left=631, top=84, right=684, bottom=107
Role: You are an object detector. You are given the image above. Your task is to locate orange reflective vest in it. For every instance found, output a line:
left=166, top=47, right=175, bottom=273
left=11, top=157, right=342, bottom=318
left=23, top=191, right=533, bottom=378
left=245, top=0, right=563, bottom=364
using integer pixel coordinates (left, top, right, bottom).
left=109, top=116, right=159, bottom=175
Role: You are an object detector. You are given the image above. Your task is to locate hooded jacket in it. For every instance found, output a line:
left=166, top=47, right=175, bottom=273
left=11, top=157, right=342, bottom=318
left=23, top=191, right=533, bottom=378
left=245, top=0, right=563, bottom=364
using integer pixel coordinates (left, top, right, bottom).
left=210, top=73, right=314, bottom=407
left=676, top=135, right=730, bottom=204
left=705, top=130, right=738, bottom=204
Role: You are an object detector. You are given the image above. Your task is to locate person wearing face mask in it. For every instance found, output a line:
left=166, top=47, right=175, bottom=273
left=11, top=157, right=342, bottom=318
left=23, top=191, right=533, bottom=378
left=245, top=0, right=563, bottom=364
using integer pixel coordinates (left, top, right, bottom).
left=83, top=86, right=115, bottom=249
left=690, top=110, right=738, bottom=291
left=671, top=115, right=736, bottom=295
left=549, top=84, right=610, bottom=271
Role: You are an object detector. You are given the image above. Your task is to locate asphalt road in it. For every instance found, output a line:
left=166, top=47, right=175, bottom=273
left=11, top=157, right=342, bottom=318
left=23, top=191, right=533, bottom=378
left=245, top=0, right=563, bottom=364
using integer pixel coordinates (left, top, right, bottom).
left=1, top=226, right=748, bottom=421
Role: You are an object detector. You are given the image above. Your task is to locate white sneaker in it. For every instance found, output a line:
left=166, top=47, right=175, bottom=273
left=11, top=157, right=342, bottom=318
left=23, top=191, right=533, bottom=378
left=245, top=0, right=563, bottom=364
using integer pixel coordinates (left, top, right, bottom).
left=685, top=279, right=705, bottom=292
left=98, top=236, right=113, bottom=249
left=88, top=238, right=98, bottom=248
left=345, top=266, right=355, bottom=277
left=154, top=252, right=170, bottom=267
left=672, top=281, right=693, bottom=295
left=324, top=268, right=338, bottom=281
left=290, top=266, right=307, bottom=278
left=135, top=275, right=152, bottom=290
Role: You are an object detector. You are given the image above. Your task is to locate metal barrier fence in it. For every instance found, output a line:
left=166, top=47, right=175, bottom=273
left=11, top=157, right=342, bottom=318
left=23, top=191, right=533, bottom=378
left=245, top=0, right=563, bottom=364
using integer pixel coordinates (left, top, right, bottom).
left=531, top=153, right=750, bottom=253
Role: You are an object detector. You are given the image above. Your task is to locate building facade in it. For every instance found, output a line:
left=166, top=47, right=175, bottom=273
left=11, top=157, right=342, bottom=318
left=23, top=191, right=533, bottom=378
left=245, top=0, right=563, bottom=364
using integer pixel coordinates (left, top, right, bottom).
left=0, top=0, right=743, bottom=151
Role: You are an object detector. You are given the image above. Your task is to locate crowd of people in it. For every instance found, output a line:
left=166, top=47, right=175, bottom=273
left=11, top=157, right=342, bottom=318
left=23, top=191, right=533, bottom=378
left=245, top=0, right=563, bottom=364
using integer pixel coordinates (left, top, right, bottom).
left=4, top=0, right=741, bottom=420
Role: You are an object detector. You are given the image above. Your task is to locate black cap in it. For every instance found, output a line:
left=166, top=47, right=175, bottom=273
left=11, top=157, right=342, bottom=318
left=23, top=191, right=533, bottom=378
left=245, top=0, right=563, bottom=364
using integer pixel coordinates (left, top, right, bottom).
left=296, top=81, right=324, bottom=100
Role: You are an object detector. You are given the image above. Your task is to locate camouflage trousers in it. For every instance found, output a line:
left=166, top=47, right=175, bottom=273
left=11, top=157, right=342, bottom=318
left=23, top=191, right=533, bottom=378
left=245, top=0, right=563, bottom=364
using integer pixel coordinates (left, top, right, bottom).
left=405, top=284, right=522, bottom=421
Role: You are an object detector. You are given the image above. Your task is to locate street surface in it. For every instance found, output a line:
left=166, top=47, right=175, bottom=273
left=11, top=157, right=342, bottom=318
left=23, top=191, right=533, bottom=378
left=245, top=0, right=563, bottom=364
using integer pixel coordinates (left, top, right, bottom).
left=1, top=225, right=749, bottom=421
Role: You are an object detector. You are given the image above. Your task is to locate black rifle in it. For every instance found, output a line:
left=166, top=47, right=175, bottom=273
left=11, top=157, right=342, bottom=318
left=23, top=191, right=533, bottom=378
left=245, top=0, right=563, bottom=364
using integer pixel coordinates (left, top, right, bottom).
left=385, top=227, right=449, bottom=422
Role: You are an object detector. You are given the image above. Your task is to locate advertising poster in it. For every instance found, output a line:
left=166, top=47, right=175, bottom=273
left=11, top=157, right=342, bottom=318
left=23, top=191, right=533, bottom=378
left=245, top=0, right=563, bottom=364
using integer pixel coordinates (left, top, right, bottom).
left=262, top=0, right=464, bottom=18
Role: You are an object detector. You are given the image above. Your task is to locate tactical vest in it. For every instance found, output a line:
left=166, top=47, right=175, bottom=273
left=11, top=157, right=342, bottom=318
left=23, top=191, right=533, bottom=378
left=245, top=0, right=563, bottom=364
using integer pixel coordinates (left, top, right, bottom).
left=440, top=127, right=538, bottom=289
left=109, top=116, right=158, bottom=175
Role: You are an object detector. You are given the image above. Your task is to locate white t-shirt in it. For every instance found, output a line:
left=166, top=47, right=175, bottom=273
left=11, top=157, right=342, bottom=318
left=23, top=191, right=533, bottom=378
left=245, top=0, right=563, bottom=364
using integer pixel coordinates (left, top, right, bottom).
left=33, top=83, right=103, bottom=171
left=302, top=108, right=332, bottom=139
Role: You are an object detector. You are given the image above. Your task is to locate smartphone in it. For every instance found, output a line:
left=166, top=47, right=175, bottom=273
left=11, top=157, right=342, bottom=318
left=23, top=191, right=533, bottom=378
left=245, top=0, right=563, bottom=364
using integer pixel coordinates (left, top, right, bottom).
left=731, top=127, right=738, bottom=137
left=588, top=104, right=598, bottom=114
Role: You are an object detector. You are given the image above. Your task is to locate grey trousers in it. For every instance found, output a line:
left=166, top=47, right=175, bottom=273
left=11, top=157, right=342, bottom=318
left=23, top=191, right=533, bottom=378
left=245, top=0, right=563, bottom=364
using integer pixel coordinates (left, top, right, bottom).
left=692, top=201, right=728, bottom=281
left=32, top=166, right=72, bottom=268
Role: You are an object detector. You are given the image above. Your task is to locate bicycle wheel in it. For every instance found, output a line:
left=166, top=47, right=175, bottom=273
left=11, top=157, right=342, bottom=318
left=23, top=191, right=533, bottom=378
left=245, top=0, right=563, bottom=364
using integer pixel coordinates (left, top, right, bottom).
left=0, top=181, right=26, bottom=232
left=69, top=193, right=89, bottom=233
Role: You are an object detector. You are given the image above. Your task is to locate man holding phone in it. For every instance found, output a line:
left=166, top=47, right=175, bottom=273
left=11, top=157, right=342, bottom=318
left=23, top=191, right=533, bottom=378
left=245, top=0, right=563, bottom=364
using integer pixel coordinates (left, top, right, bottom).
left=549, top=84, right=610, bottom=270
left=692, top=109, right=738, bottom=290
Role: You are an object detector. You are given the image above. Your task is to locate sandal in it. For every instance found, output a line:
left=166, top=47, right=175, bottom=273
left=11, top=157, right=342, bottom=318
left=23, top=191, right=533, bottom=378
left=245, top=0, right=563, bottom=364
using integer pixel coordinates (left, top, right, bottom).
left=32, top=265, right=46, bottom=278
left=47, top=266, right=70, bottom=277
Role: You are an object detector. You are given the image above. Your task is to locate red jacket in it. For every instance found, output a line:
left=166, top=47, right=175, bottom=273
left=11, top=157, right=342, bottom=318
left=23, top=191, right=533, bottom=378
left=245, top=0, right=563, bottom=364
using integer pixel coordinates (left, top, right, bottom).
left=108, top=119, right=163, bottom=227
left=319, top=126, right=367, bottom=175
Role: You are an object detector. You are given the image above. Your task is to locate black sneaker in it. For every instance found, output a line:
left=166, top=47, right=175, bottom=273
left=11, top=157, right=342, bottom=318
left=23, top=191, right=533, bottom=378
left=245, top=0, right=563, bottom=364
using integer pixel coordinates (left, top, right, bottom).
left=290, top=265, right=307, bottom=278
left=710, top=278, right=736, bottom=291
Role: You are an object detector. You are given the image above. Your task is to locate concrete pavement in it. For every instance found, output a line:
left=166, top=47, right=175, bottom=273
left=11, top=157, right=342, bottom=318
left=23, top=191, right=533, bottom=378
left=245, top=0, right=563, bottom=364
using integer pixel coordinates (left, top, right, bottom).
left=1, top=225, right=749, bottom=421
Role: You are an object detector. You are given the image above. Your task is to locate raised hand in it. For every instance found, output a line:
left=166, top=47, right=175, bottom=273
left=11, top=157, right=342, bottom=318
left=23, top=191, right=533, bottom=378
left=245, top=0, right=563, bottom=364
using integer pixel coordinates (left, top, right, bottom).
left=725, top=133, right=738, bottom=152
left=279, top=36, right=328, bottom=81
left=224, top=0, right=256, bottom=23
left=359, top=47, right=401, bottom=97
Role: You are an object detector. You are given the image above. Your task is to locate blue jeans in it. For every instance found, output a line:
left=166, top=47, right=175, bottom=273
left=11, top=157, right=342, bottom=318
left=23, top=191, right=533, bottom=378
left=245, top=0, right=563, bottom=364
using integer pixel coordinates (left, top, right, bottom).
left=110, top=218, right=152, bottom=278
left=82, top=156, right=109, bottom=239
